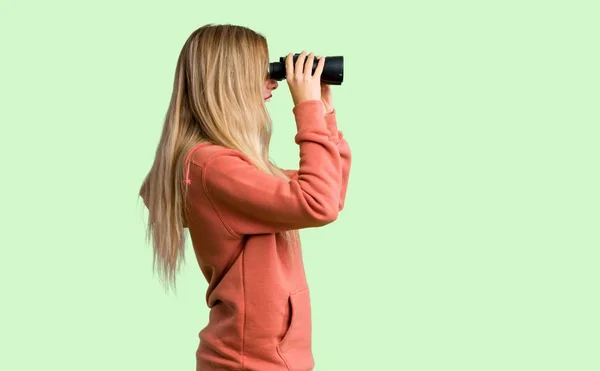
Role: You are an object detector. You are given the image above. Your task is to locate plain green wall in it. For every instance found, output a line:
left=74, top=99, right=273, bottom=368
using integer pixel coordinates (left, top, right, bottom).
left=1, top=0, right=598, bottom=370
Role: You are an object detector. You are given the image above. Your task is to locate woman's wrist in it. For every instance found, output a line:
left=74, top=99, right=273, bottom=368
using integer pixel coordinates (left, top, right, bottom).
left=322, top=103, right=334, bottom=116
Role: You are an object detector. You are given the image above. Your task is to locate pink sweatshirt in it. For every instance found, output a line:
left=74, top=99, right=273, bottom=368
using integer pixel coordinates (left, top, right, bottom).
left=183, top=100, right=351, bottom=371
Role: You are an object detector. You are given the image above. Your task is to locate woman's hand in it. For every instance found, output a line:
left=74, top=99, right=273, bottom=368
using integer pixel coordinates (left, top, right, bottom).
left=321, top=81, right=334, bottom=115
left=317, top=56, right=334, bottom=115
left=285, top=51, right=325, bottom=106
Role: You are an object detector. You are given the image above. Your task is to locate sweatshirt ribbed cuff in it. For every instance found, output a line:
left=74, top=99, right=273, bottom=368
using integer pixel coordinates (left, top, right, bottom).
left=324, top=109, right=339, bottom=141
left=292, top=100, right=327, bottom=132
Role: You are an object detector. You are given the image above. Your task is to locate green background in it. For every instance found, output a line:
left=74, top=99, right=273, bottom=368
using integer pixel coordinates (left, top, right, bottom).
left=1, top=0, right=598, bottom=370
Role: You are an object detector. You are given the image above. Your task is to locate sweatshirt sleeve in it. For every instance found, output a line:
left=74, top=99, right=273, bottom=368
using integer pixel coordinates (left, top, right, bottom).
left=282, top=109, right=351, bottom=211
left=198, top=100, right=342, bottom=236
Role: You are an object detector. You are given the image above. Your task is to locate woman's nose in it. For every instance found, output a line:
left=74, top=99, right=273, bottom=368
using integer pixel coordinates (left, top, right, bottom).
left=269, top=79, right=278, bottom=90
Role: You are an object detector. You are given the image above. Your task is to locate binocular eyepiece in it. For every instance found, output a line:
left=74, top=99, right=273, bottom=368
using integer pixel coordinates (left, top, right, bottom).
left=268, top=53, right=344, bottom=85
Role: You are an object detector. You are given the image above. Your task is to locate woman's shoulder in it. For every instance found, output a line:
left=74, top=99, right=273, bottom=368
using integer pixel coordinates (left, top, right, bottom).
left=186, top=141, right=249, bottom=169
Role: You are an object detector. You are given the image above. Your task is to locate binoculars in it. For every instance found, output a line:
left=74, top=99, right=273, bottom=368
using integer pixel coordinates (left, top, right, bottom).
left=269, top=53, right=344, bottom=85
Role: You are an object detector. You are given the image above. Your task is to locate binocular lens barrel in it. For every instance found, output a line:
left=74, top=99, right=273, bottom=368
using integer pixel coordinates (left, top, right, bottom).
left=268, top=54, right=344, bottom=85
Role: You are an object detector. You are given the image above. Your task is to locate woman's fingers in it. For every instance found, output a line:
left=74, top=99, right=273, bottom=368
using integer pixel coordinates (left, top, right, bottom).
left=295, top=51, right=307, bottom=77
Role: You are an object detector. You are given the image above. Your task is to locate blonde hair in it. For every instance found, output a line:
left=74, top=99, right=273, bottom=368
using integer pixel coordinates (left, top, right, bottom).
left=139, top=24, right=298, bottom=292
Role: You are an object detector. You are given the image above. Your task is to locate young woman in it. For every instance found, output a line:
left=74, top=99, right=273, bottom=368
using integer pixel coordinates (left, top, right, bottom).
left=139, top=24, right=351, bottom=371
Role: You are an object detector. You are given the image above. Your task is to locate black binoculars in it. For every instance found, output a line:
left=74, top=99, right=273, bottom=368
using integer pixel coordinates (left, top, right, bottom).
left=268, top=53, right=344, bottom=85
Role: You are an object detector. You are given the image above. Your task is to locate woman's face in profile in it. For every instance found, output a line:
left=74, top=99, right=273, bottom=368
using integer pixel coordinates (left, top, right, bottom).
left=263, top=78, right=278, bottom=101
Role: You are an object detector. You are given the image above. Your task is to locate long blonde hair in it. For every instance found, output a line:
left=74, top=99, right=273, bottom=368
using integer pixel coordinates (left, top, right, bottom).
left=139, top=24, right=298, bottom=292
